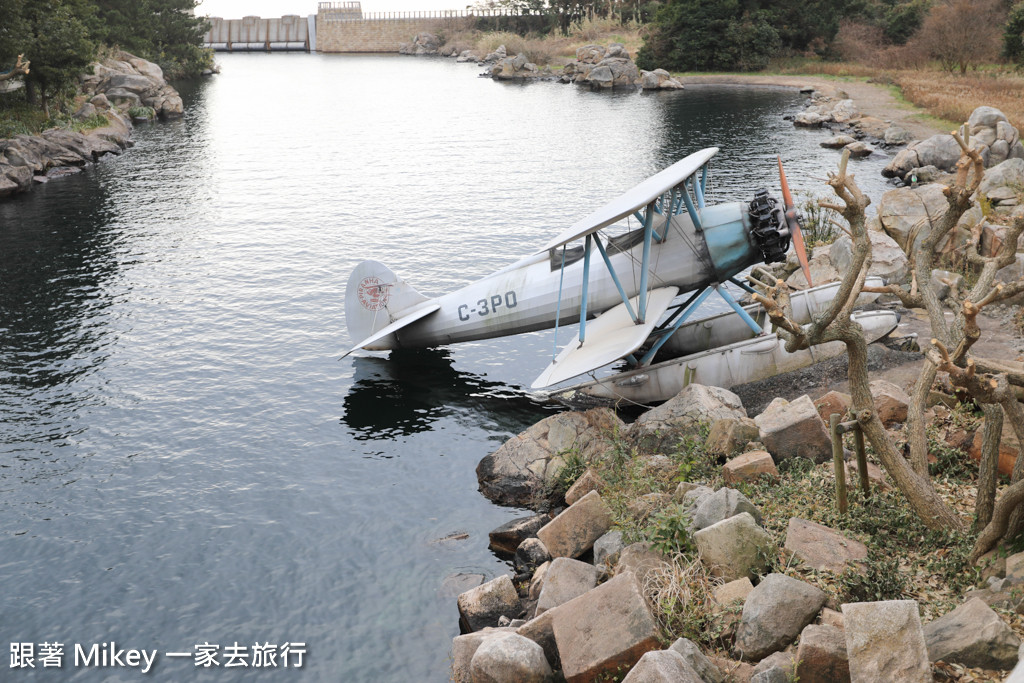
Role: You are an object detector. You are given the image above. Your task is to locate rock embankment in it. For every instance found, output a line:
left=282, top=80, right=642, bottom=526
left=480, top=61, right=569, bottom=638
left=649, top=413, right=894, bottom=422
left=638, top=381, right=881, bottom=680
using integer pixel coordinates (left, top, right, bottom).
left=0, top=51, right=184, bottom=198
left=451, top=383, right=1024, bottom=682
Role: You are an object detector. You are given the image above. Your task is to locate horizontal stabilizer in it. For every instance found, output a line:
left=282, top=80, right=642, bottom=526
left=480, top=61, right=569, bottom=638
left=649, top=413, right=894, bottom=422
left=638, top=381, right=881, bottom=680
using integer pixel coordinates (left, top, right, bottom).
left=539, top=148, right=718, bottom=253
left=341, top=302, right=440, bottom=358
left=532, top=286, right=679, bottom=389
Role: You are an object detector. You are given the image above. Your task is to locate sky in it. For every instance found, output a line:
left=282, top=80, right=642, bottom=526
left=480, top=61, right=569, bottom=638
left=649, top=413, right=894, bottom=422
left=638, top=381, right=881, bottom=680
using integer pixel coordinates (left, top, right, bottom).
left=195, top=0, right=465, bottom=18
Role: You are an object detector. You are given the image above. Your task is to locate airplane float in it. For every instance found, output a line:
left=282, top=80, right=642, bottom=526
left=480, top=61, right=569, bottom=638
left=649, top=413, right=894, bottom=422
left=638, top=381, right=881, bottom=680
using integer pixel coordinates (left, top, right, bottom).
left=341, top=147, right=898, bottom=405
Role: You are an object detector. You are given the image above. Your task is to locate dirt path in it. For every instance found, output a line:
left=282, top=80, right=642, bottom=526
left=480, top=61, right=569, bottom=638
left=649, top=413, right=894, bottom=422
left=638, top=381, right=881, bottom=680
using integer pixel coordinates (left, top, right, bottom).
left=679, top=74, right=947, bottom=141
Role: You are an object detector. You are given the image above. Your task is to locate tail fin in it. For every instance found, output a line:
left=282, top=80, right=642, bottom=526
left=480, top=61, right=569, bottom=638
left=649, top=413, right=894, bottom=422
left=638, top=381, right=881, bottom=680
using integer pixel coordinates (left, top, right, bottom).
left=345, top=260, right=432, bottom=348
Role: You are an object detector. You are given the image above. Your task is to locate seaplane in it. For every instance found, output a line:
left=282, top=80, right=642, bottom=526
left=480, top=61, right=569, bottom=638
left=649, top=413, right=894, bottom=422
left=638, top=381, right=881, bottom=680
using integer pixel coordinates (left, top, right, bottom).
left=341, top=147, right=898, bottom=405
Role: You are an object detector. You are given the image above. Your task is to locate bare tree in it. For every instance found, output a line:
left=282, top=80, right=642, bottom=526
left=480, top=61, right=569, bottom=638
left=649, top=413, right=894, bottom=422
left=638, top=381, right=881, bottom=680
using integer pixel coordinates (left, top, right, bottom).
left=0, top=54, right=29, bottom=83
left=910, top=0, right=1004, bottom=73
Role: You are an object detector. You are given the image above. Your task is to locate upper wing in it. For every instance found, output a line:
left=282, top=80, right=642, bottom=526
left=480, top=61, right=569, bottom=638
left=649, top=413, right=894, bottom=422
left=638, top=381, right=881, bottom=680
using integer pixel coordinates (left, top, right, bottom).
left=538, top=148, right=718, bottom=253
left=531, top=286, right=679, bottom=388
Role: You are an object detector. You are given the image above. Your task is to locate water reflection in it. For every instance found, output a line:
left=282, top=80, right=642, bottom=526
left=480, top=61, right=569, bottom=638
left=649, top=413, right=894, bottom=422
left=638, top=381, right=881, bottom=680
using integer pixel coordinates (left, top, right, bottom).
left=342, top=348, right=553, bottom=441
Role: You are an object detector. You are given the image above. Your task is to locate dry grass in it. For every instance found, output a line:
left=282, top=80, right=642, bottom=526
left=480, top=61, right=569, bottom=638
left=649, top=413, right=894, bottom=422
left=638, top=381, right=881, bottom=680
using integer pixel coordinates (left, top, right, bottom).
left=893, top=69, right=1024, bottom=132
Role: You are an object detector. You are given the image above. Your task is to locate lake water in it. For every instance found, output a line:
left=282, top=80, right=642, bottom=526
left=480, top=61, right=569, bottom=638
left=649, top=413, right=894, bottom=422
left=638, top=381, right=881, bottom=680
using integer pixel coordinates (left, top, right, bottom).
left=0, top=53, right=894, bottom=681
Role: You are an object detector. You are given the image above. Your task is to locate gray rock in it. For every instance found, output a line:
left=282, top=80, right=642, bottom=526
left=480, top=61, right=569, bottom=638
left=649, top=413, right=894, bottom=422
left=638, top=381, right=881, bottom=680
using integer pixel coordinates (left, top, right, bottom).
left=784, top=517, right=867, bottom=574
left=794, top=111, right=828, bottom=127
left=639, top=68, right=684, bottom=90
left=883, top=134, right=962, bottom=177
left=842, top=600, right=931, bottom=682
left=451, top=628, right=515, bottom=683
left=844, top=141, right=873, bottom=158
left=476, top=409, right=623, bottom=507
left=829, top=228, right=909, bottom=285
left=734, top=573, right=827, bottom=661
left=575, top=44, right=606, bottom=63
left=821, top=134, right=857, bottom=149
left=831, top=99, right=860, bottom=123
left=536, top=557, right=598, bottom=615
left=691, top=487, right=762, bottom=531
left=616, top=542, right=670, bottom=586
left=751, top=651, right=796, bottom=682
left=754, top=395, right=831, bottom=464
left=669, top=638, right=725, bottom=683
left=489, top=513, right=550, bottom=556
left=923, top=597, right=1020, bottom=669
left=622, top=649, right=704, bottom=682
left=594, top=530, right=625, bottom=566
left=877, top=184, right=950, bottom=252
left=470, top=631, right=553, bottom=683
left=631, top=384, right=746, bottom=451
left=457, top=575, right=522, bottom=632
left=883, top=126, right=914, bottom=146
left=693, top=512, right=772, bottom=582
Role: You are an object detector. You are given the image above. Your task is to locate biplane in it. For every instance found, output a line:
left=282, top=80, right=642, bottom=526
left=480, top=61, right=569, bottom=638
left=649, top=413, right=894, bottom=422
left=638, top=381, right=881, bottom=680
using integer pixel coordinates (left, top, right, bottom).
left=342, top=147, right=898, bottom=404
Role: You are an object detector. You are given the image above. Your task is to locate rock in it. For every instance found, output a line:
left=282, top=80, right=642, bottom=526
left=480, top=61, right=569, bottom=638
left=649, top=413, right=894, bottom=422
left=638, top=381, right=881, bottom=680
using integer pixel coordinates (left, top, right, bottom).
left=821, top=135, right=857, bottom=149
left=968, top=415, right=1020, bottom=477
left=929, top=268, right=962, bottom=300
left=845, top=458, right=889, bottom=492
left=903, top=165, right=944, bottom=185
left=707, top=417, right=760, bottom=456
left=622, top=649, right=704, bottom=682
left=785, top=246, right=841, bottom=288
left=639, top=68, right=684, bottom=90
left=796, top=624, right=849, bottom=683
left=883, top=126, right=914, bottom=146
left=477, top=408, right=623, bottom=507
left=470, top=631, right=553, bottom=683
left=552, top=572, right=661, bottom=682
left=814, top=391, right=852, bottom=423
left=978, top=158, right=1024, bottom=213
left=752, top=651, right=796, bottom=682
left=923, top=597, right=1020, bottom=669
left=492, top=53, right=541, bottom=81
left=831, top=99, right=860, bottom=123
left=693, top=512, right=773, bottom=582
left=483, top=45, right=507, bottom=62
left=627, top=492, right=671, bottom=520
left=451, top=628, right=514, bottom=683
left=870, top=379, right=910, bottom=426
left=668, top=638, right=725, bottom=683
left=691, top=487, right=762, bottom=531
left=795, top=111, right=828, bottom=127
left=842, top=600, right=931, bottom=682
left=754, top=395, right=831, bottom=464
left=606, top=43, right=629, bottom=58
left=489, top=513, right=550, bottom=556
left=877, top=184, right=951, bottom=252
left=734, top=573, right=827, bottom=662
left=883, top=134, right=963, bottom=178
left=678, top=484, right=714, bottom=513
left=631, top=384, right=746, bottom=451
left=457, top=575, right=522, bottom=632
left=580, top=57, right=639, bottom=89
left=844, top=141, right=873, bottom=158
left=576, top=44, right=606, bottom=63
left=1007, top=550, right=1024, bottom=582
left=616, top=542, right=670, bottom=586
left=594, top=530, right=625, bottom=567
left=528, top=561, right=550, bottom=601
left=714, top=577, right=755, bottom=606
left=514, top=537, right=552, bottom=573
left=820, top=607, right=844, bottom=628
left=565, top=468, right=604, bottom=506
left=723, top=451, right=778, bottom=485
left=516, top=609, right=559, bottom=670
left=783, top=518, right=868, bottom=574
left=440, top=572, right=486, bottom=598
left=829, top=229, right=909, bottom=285
left=536, top=490, right=613, bottom=559
left=536, top=557, right=598, bottom=615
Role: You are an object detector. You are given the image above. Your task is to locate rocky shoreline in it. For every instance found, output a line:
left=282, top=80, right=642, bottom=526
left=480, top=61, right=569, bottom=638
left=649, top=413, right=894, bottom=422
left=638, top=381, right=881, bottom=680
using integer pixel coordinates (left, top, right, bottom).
left=0, top=51, right=186, bottom=199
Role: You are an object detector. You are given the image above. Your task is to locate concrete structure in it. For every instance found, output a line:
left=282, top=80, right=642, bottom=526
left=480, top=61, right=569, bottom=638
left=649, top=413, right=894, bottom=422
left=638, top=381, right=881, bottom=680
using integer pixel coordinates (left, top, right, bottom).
left=204, top=14, right=314, bottom=52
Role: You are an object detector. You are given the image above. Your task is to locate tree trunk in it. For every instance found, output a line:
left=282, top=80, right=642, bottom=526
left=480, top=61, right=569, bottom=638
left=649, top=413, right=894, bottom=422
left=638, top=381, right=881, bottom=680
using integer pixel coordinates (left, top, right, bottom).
left=974, top=404, right=1002, bottom=532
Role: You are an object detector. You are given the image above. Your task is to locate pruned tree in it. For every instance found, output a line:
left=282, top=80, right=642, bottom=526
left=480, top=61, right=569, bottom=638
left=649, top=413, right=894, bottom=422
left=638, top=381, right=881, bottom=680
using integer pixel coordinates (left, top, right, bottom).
left=909, top=0, right=1004, bottom=73
left=750, top=129, right=1024, bottom=557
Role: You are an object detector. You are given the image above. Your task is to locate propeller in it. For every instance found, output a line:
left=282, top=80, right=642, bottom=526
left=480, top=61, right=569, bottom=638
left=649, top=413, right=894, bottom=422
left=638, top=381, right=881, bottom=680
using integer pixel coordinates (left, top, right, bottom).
left=777, top=156, right=812, bottom=289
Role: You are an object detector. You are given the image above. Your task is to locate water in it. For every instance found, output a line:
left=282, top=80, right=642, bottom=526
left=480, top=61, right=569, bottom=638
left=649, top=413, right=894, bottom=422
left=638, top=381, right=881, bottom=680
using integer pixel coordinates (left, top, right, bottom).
left=0, top=53, right=894, bottom=681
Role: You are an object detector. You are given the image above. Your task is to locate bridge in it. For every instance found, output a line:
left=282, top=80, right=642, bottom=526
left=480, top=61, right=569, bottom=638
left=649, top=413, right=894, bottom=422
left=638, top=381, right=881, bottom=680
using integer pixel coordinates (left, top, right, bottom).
left=203, top=2, right=536, bottom=54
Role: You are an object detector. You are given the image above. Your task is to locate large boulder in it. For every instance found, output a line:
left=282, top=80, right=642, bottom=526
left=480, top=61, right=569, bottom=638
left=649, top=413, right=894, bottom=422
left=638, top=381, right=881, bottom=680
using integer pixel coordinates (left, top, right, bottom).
left=630, top=384, right=746, bottom=450
left=639, top=69, right=684, bottom=90
left=877, top=184, right=951, bottom=252
left=470, top=631, right=553, bottom=683
left=829, top=229, right=909, bottom=285
left=86, top=51, right=184, bottom=119
left=536, top=490, right=613, bottom=559
left=883, top=134, right=963, bottom=178
left=552, top=572, right=661, bottom=682
left=842, top=600, right=931, bottom=682
left=491, top=53, right=540, bottom=81
left=489, top=513, right=550, bottom=556
left=923, top=597, right=1020, bottom=669
left=977, top=158, right=1024, bottom=213
left=477, top=408, right=623, bottom=507
left=870, top=379, right=910, bottom=426
left=615, top=542, right=671, bottom=586
left=734, top=573, right=827, bottom=662
left=457, top=575, right=522, bottom=632
left=668, top=639, right=724, bottom=683
left=706, top=416, right=760, bottom=456
left=754, top=395, right=831, bottom=464
left=451, top=628, right=515, bottom=683
left=693, top=512, right=773, bottom=582
left=723, top=451, right=778, bottom=485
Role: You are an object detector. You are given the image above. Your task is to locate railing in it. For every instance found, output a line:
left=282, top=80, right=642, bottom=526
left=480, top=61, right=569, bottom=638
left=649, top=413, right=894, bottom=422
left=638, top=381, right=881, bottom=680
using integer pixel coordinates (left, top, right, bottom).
left=318, top=7, right=547, bottom=21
